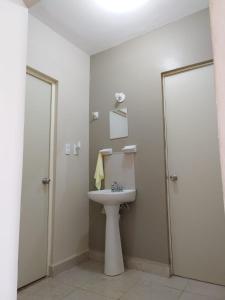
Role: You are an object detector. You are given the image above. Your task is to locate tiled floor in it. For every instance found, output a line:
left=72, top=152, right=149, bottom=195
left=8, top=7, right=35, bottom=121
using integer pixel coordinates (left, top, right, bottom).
left=18, top=260, right=225, bottom=300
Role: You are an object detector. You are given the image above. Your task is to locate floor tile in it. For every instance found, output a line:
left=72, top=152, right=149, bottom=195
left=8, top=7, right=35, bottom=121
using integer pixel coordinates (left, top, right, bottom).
left=18, top=277, right=75, bottom=299
left=17, top=261, right=225, bottom=300
left=180, top=291, right=219, bottom=300
left=138, top=273, right=188, bottom=290
left=120, top=284, right=181, bottom=300
left=18, top=289, right=63, bottom=300
left=64, top=288, right=112, bottom=300
left=77, top=260, right=104, bottom=274
left=82, top=270, right=139, bottom=299
left=17, top=294, right=43, bottom=300
left=54, top=264, right=102, bottom=288
left=185, top=279, right=225, bottom=299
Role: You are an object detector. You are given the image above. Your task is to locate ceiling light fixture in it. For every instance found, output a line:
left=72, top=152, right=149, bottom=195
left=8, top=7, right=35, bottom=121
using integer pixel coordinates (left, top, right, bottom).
left=95, top=0, right=149, bottom=13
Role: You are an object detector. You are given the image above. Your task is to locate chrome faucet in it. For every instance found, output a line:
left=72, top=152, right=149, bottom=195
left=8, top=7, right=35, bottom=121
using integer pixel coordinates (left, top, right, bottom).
left=111, top=181, right=123, bottom=192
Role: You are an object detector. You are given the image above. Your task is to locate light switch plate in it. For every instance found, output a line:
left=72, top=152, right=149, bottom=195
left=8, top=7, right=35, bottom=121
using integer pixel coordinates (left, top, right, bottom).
left=74, top=144, right=78, bottom=155
left=65, top=143, right=71, bottom=155
left=74, top=141, right=81, bottom=155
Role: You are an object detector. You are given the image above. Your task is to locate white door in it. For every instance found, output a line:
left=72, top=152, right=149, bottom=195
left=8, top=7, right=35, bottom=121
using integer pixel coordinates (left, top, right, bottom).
left=18, top=73, right=52, bottom=288
left=164, top=64, right=225, bottom=285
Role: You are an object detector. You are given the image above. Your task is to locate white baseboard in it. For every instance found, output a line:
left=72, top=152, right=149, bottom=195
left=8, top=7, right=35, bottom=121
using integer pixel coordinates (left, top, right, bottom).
left=89, top=250, right=170, bottom=277
left=49, top=250, right=89, bottom=276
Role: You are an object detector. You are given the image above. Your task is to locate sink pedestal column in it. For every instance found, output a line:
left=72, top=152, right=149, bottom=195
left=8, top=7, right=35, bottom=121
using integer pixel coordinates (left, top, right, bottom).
left=104, top=204, right=124, bottom=276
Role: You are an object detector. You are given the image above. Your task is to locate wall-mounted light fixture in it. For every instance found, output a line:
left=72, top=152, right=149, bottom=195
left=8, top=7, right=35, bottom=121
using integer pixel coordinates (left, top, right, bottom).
left=115, top=92, right=126, bottom=104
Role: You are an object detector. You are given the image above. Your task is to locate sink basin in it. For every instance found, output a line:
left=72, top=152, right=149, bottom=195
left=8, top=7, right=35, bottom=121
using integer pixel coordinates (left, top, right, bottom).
left=88, top=189, right=136, bottom=205
left=88, top=188, right=136, bottom=277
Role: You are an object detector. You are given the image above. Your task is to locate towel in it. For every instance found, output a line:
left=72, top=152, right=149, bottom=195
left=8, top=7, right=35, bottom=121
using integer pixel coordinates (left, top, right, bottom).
left=94, top=153, right=104, bottom=190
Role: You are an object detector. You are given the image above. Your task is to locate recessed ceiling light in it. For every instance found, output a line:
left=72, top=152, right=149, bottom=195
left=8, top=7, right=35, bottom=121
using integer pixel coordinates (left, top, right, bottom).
left=95, top=0, right=149, bottom=13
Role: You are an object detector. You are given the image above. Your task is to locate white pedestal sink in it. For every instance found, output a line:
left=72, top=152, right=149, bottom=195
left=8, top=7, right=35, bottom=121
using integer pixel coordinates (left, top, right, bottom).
left=88, top=189, right=136, bottom=276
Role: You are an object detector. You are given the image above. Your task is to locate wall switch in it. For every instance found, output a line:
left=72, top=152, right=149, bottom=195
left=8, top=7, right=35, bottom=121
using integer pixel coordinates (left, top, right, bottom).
left=74, top=144, right=78, bottom=155
left=74, top=141, right=81, bottom=156
left=65, top=143, right=71, bottom=155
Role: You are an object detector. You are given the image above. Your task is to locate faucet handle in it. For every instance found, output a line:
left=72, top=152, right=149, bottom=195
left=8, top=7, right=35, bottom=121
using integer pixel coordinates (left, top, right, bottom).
left=119, top=184, right=124, bottom=191
left=111, top=181, right=118, bottom=192
left=111, top=181, right=124, bottom=192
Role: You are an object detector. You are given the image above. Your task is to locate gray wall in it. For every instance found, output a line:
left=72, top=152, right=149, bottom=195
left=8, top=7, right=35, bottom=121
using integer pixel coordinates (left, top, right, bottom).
left=89, top=9, right=212, bottom=264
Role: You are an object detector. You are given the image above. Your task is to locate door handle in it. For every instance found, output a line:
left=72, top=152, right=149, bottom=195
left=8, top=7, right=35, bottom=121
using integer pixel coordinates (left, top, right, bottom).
left=169, top=175, right=178, bottom=182
left=42, top=178, right=51, bottom=185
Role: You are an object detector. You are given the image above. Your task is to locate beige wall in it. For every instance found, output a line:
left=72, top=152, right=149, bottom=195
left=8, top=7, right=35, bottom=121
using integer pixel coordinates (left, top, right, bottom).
left=27, top=15, right=90, bottom=265
left=209, top=1, right=225, bottom=208
left=0, top=1, right=27, bottom=298
left=90, top=9, right=212, bottom=264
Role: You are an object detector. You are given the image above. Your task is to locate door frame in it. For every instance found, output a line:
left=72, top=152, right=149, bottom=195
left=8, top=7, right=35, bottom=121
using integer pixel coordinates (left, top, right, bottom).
left=26, top=66, right=57, bottom=276
left=161, top=59, right=214, bottom=276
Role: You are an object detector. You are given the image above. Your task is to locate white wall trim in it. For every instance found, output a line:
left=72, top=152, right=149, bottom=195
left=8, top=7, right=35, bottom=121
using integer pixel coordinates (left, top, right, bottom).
left=26, top=66, right=58, bottom=278
left=89, top=250, right=170, bottom=277
left=161, top=60, right=213, bottom=277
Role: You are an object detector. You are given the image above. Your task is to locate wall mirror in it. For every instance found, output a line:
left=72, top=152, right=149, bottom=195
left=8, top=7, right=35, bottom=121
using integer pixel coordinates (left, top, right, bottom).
left=110, top=108, right=128, bottom=139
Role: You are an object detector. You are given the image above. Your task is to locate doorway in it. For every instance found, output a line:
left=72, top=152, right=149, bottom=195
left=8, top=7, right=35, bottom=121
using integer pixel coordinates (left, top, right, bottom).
left=18, top=67, right=56, bottom=288
left=163, top=61, right=225, bottom=285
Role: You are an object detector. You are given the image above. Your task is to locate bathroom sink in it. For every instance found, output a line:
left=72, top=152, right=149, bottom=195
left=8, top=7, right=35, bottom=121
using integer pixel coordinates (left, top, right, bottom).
left=88, top=189, right=136, bottom=205
left=88, top=188, right=136, bottom=277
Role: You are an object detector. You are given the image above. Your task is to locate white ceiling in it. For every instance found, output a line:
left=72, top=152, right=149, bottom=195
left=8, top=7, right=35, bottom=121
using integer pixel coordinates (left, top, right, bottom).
left=30, top=0, right=209, bottom=55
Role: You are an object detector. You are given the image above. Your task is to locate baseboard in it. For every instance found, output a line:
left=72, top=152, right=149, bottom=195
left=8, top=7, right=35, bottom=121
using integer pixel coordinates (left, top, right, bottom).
left=89, top=250, right=170, bottom=277
left=126, top=256, right=170, bottom=277
left=49, top=250, right=89, bottom=276
left=50, top=250, right=170, bottom=278
left=89, top=249, right=104, bottom=263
